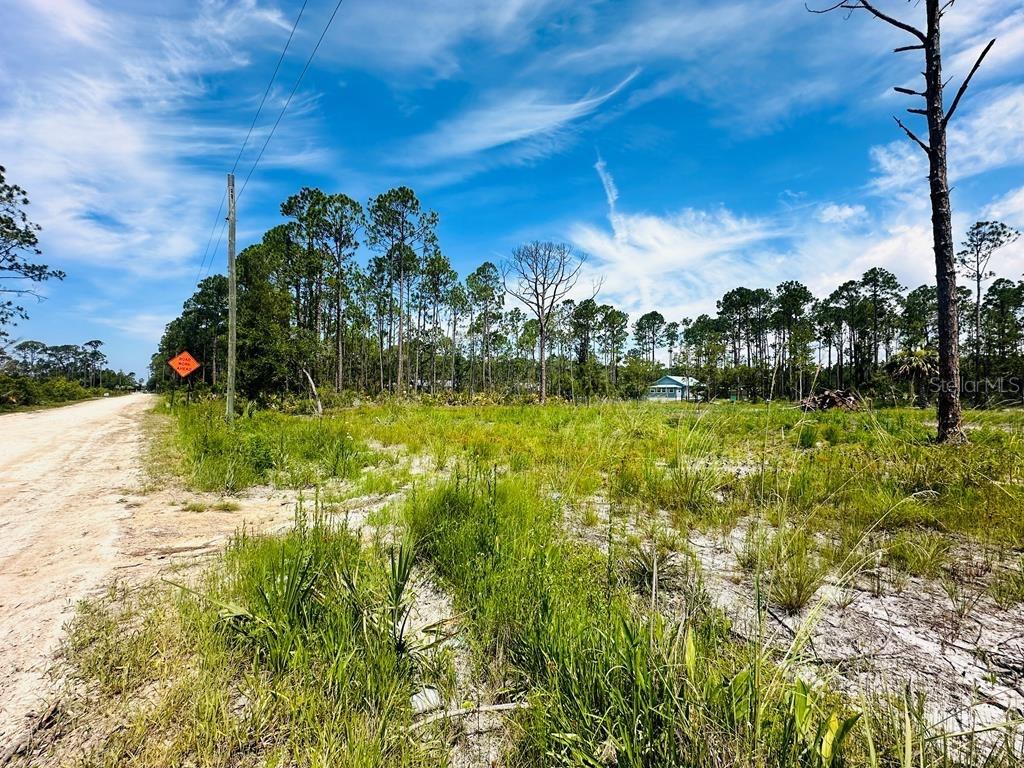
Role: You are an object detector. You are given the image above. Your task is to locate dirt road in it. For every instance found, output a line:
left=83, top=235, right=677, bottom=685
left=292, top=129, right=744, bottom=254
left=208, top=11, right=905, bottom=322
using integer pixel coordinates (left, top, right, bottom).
left=0, top=394, right=293, bottom=745
left=0, top=394, right=154, bottom=741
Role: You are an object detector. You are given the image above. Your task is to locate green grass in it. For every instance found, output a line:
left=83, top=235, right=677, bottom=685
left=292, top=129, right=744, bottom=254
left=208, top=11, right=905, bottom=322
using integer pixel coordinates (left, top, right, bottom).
left=170, top=402, right=383, bottom=492
left=768, top=528, right=830, bottom=613
left=60, top=508, right=452, bottom=767
left=885, top=529, right=952, bottom=577
left=988, top=557, right=1024, bottom=609
left=402, top=469, right=1017, bottom=767
left=170, top=399, right=1024, bottom=545
left=60, top=398, right=1024, bottom=766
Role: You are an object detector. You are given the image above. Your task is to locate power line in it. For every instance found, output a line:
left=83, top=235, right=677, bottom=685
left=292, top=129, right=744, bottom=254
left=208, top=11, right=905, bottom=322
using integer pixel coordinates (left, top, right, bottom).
left=204, top=218, right=228, bottom=280
left=226, top=172, right=237, bottom=422
left=194, top=0, right=311, bottom=281
left=230, top=0, right=310, bottom=175
left=237, top=0, right=347, bottom=202
left=193, top=190, right=226, bottom=285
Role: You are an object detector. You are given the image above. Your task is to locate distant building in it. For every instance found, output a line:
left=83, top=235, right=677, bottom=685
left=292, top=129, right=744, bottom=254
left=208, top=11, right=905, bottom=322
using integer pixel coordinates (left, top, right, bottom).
left=647, top=375, right=700, bottom=401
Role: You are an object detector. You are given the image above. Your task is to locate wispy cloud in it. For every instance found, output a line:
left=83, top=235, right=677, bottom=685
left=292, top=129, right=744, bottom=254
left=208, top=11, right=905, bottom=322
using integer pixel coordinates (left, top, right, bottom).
left=982, top=185, right=1024, bottom=268
left=317, top=0, right=568, bottom=79
left=553, top=0, right=866, bottom=131
left=945, top=0, right=1024, bottom=82
left=92, top=310, right=178, bottom=344
left=405, top=71, right=639, bottom=167
left=21, top=0, right=110, bottom=46
left=594, top=155, right=619, bottom=212
left=570, top=161, right=785, bottom=319
left=0, top=0, right=327, bottom=281
left=552, top=0, right=1024, bottom=133
left=986, top=186, right=1024, bottom=224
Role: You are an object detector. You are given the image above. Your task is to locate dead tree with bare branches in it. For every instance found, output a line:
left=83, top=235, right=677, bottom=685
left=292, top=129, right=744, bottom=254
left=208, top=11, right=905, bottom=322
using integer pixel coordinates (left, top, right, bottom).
left=503, top=242, right=585, bottom=403
left=811, top=0, right=997, bottom=443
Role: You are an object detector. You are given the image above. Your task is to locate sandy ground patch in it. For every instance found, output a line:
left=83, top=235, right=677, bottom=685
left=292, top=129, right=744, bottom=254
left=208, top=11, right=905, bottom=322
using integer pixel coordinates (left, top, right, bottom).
left=0, top=394, right=292, bottom=746
left=566, top=497, right=1024, bottom=735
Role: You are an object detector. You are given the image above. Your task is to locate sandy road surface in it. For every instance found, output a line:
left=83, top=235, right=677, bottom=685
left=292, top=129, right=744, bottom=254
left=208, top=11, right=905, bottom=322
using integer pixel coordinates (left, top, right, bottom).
left=0, top=394, right=294, bottom=746
left=0, top=394, right=153, bottom=742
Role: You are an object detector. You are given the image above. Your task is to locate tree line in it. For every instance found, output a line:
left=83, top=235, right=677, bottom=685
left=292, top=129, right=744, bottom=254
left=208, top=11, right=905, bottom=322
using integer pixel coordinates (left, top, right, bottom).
left=677, top=221, right=1019, bottom=405
left=152, top=185, right=1022, bottom=406
left=6, top=339, right=137, bottom=389
left=152, top=186, right=596, bottom=401
left=0, top=166, right=128, bottom=407
left=1, top=339, right=139, bottom=408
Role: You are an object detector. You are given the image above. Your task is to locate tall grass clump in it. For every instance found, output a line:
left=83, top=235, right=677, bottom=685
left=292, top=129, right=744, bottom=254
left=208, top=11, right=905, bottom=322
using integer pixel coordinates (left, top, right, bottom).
left=885, top=529, right=952, bottom=577
left=403, top=470, right=995, bottom=768
left=988, top=557, right=1024, bottom=609
left=768, top=528, right=830, bottom=614
left=172, top=401, right=377, bottom=491
left=61, top=509, right=445, bottom=767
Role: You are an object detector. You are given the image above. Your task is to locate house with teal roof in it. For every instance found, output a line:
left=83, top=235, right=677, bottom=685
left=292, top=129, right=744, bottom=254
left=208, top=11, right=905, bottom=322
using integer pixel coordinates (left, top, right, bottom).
left=646, top=375, right=700, bottom=401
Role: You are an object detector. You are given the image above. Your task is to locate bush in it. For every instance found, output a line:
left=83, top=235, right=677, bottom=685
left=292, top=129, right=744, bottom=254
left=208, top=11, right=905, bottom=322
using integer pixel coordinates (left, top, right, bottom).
left=47, top=377, right=90, bottom=401
left=0, top=374, right=93, bottom=409
left=0, top=373, right=39, bottom=406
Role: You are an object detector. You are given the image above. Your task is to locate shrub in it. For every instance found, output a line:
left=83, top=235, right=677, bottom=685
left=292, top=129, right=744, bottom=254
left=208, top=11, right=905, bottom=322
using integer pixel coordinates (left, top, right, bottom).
left=0, top=374, right=92, bottom=409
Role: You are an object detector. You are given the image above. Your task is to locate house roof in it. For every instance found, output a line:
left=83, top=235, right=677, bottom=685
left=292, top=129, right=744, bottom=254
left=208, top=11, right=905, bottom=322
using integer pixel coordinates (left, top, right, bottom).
left=650, top=375, right=701, bottom=388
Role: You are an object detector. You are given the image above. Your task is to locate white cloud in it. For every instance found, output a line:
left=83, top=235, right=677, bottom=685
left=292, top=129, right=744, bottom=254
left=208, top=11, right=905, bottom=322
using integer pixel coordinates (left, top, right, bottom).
left=406, top=71, right=638, bottom=166
left=985, top=186, right=1024, bottom=224
left=798, top=222, right=935, bottom=297
left=945, top=1, right=1024, bottom=83
left=951, top=85, right=1024, bottom=177
left=0, top=0, right=325, bottom=281
left=981, top=186, right=1024, bottom=271
left=570, top=162, right=784, bottom=320
left=869, top=84, right=1024, bottom=202
left=816, top=203, right=867, bottom=226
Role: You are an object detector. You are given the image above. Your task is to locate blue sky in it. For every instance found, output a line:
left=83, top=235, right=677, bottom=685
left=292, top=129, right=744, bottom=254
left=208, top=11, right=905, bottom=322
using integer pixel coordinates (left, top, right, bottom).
left=2, top=0, right=1023, bottom=374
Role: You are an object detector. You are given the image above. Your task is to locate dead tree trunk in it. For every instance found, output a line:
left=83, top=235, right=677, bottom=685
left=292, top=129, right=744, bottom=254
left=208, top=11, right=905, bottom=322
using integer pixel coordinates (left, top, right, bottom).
left=813, top=0, right=997, bottom=443
left=922, top=4, right=965, bottom=442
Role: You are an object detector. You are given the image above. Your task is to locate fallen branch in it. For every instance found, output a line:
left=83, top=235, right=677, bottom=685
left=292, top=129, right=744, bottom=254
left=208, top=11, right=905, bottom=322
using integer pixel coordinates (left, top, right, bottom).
left=300, top=367, right=323, bottom=417
left=409, top=701, right=529, bottom=732
left=800, top=389, right=860, bottom=412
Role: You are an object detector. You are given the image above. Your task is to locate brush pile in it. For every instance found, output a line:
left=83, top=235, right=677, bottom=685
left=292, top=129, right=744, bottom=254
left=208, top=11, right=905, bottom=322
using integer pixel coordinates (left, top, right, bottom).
left=800, top=389, right=859, bottom=412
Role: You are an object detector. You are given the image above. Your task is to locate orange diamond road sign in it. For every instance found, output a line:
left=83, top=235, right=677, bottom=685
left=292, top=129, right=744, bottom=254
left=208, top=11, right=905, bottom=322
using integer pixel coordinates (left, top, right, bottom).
left=168, top=351, right=200, bottom=378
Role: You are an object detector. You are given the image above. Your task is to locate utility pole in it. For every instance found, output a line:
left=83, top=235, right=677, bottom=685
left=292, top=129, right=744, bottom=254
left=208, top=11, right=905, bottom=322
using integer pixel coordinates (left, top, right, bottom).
left=226, top=172, right=237, bottom=424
